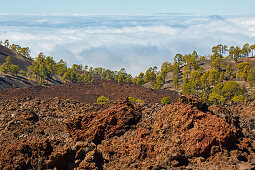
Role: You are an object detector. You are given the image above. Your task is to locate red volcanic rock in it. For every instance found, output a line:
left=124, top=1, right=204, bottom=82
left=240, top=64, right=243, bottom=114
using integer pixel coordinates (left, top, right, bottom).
left=156, top=103, right=237, bottom=157
left=98, top=102, right=243, bottom=169
left=0, top=97, right=254, bottom=169
left=66, top=100, right=142, bottom=145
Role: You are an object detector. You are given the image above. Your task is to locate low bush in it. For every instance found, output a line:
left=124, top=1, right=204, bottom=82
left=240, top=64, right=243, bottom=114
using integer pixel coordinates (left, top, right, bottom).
left=231, top=95, right=245, bottom=103
left=128, top=97, right=136, bottom=102
left=161, top=97, right=171, bottom=105
left=135, top=99, right=144, bottom=103
left=97, top=96, right=109, bottom=104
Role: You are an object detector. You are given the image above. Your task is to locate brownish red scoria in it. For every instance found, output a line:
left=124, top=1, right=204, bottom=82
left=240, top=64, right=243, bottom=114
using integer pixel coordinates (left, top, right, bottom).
left=0, top=93, right=254, bottom=169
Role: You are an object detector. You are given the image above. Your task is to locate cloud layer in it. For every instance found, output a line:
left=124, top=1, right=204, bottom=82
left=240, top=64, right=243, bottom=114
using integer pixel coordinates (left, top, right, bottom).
left=0, top=14, right=255, bottom=75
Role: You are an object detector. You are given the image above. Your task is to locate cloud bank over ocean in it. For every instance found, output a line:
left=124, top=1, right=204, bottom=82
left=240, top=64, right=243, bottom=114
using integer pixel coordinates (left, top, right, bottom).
left=0, top=14, right=255, bottom=75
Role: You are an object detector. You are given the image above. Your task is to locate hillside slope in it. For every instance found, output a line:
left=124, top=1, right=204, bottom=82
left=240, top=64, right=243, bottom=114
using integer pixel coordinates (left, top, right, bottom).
left=0, top=45, right=64, bottom=89
left=0, top=80, right=179, bottom=104
left=0, top=45, right=32, bottom=72
left=161, top=57, right=255, bottom=91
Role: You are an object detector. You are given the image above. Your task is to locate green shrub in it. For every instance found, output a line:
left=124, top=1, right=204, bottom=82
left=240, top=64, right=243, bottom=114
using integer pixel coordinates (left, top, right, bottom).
left=97, top=96, right=109, bottom=104
left=135, top=99, right=144, bottom=103
left=251, top=91, right=255, bottom=99
left=231, top=95, right=245, bottom=103
left=161, top=97, right=171, bottom=105
left=19, top=70, right=26, bottom=76
left=208, top=93, right=226, bottom=104
left=128, top=97, right=136, bottom=102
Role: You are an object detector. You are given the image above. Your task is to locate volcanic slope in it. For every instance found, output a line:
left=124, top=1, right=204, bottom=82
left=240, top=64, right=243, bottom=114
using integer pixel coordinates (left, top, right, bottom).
left=0, top=80, right=179, bottom=104
left=0, top=45, right=32, bottom=72
left=0, top=45, right=63, bottom=89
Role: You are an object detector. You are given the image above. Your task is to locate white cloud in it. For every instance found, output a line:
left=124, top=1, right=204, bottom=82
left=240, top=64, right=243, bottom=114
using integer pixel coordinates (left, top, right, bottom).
left=1, top=15, right=255, bottom=75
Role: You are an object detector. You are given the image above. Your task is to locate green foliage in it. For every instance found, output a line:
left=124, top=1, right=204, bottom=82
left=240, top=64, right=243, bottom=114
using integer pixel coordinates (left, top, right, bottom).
left=56, top=59, right=67, bottom=76
left=135, top=99, right=144, bottom=103
left=160, top=62, right=172, bottom=81
left=19, top=70, right=26, bottom=76
left=218, top=72, right=225, bottom=83
left=182, top=70, right=202, bottom=96
left=227, top=46, right=235, bottom=59
left=231, top=95, right=245, bottom=103
left=161, top=97, right=171, bottom=105
left=209, top=81, right=242, bottom=104
left=241, top=43, right=251, bottom=57
left=183, top=51, right=199, bottom=72
left=9, top=65, right=19, bottom=76
left=154, top=73, right=164, bottom=89
left=248, top=67, right=255, bottom=90
left=28, top=53, right=59, bottom=82
left=227, top=82, right=242, bottom=98
left=117, top=68, right=127, bottom=85
left=45, top=56, right=56, bottom=78
left=0, top=56, right=20, bottom=75
left=125, top=74, right=133, bottom=83
left=221, top=81, right=242, bottom=100
left=2, top=39, right=254, bottom=106
left=209, top=69, right=219, bottom=86
left=202, top=91, right=209, bottom=102
left=0, top=63, right=9, bottom=74
left=208, top=93, right=226, bottom=104
left=136, top=72, right=145, bottom=85
left=250, top=44, right=255, bottom=57
left=128, top=97, right=136, bottom=103
left=62, top=68, right=81, bottom=83
left=233, top=46, right=241, bottom=62
left=236, top=62, right=251, bottom=81
left=190, top=70, right=201, bottom=87
left=225, top=63, right=234, bottom=80
left=97, top=96, right=109, bottom=104
left=212, top=44, right=228, bottom=58
left=71, top=64, right=83, bottom=71
left=5, top=55, right=11, bottom=65
left=226, top=46, right=241, bottom=62
left=200, top=71, right=210, bottom=89
left=172, top=61, right=181, bottom=89
left=182, top=80, right=193, bottom=95
left=144, top=66, right=157, bottom=84
left=183, top=70, right=190, bottom=82
left=4, top=40, right=9, bottom=47
left=250, top=91, right=255, bottom=99
left=174, top=53, right=183, bottom=66
left=211, top=57, right=226, bottom=72
left=212, top=83, right=224, bottom=94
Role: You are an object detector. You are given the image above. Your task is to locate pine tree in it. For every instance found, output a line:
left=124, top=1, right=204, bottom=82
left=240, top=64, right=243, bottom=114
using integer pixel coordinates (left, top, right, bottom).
left=241, top=43, right=251, bottom=57
left=225, top=63, right=234, bottom=80
left=218, top=72, right=225, bottom=83
left=248, top=67, right=255, bottom=91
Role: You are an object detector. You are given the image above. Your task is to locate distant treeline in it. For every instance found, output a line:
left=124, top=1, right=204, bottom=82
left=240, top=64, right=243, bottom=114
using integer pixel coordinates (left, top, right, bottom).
left=1, top=40, right=255, bottom=104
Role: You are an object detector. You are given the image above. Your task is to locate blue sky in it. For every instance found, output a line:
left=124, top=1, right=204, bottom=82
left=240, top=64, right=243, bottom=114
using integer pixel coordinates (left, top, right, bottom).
left=2, top=0, right=255, bottom=15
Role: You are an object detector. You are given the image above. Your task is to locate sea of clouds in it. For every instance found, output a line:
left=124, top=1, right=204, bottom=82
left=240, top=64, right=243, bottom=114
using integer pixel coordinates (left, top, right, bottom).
left=0, top=14, right=255, bottom=75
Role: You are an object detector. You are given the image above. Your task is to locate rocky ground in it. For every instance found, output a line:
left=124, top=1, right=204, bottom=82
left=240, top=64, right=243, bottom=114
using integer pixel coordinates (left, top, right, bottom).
left=0, top=94, right=254, bottom=169
left=0, top=80, right=179, bottom=104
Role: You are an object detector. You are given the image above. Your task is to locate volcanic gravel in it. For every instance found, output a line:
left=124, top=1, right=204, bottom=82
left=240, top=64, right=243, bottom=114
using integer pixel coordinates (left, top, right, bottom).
left=0, top=80, right=179, bottom=104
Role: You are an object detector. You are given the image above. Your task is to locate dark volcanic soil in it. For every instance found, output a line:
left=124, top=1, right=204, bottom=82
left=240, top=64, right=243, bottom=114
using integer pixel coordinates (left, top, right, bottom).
left=0, top=80, right=179, bottom=104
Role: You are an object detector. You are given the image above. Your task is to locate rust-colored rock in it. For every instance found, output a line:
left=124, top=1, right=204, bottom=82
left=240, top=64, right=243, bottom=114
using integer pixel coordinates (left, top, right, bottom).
left=66, top=100, right=142, bottom=144
left=0, top=96, right=254, bottom=169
